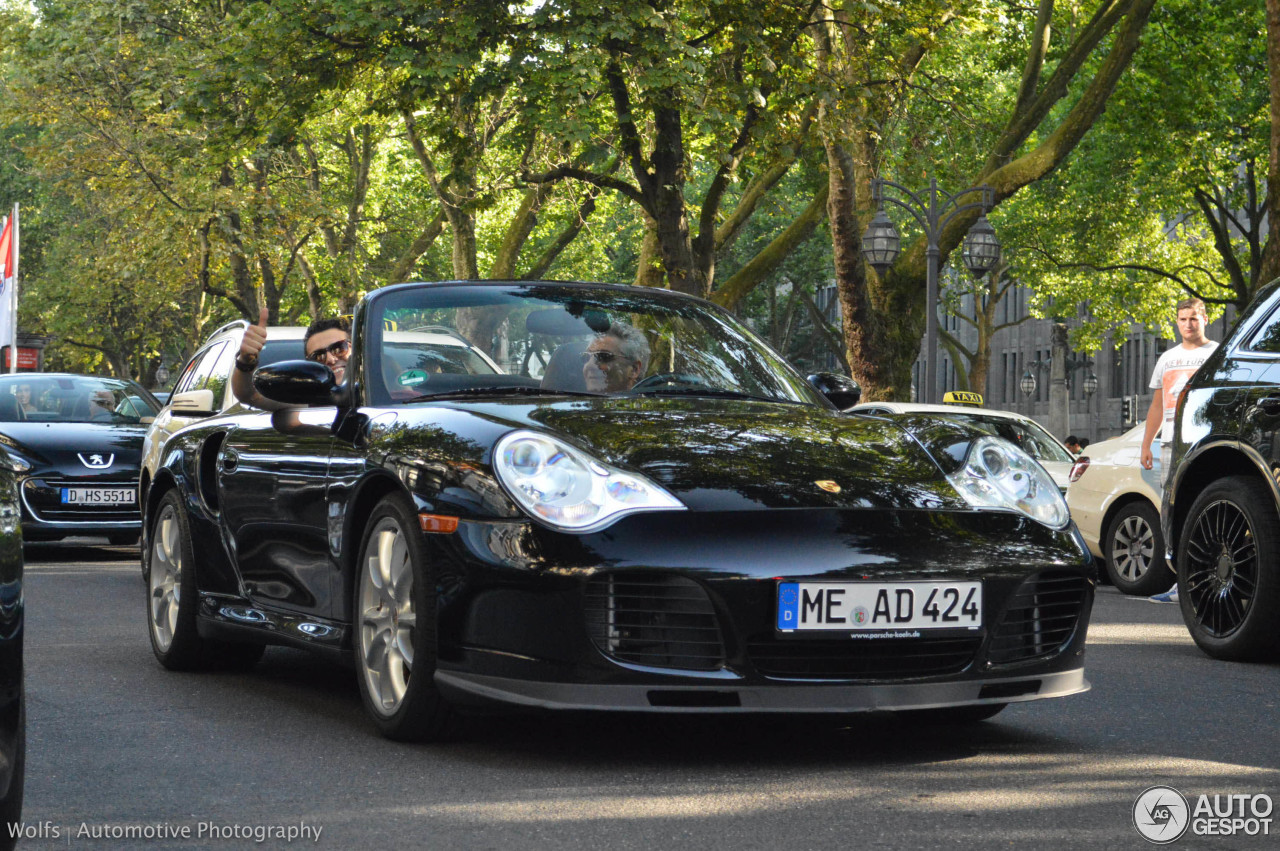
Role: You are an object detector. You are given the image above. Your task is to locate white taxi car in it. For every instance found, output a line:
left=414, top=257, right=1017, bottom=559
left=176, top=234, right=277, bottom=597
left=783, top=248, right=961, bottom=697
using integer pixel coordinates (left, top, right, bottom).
left=849, top=393, right=1075, bottom=492
left=140, top=320, right=309, bottom=495
left=1064, top=425, right=1167, bottom=595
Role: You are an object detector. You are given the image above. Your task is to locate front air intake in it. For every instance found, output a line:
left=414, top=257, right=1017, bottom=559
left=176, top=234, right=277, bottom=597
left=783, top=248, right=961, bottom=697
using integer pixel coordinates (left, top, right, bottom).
left=987, top=570, right=1088, bottom=665
left=584, top=573, right=726, bottom=672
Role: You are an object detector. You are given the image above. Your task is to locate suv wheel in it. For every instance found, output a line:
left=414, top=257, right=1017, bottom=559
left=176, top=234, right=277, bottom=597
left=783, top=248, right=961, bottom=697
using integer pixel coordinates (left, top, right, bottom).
left=1177, top=475, right=1280, bottom=661
left=1104, top=500, right=1171, bottom=596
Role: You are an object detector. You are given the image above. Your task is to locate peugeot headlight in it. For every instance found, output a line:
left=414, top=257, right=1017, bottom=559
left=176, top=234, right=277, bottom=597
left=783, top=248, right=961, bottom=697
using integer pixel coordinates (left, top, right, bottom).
left=946, top=436, right=1069, bottom=529
left=494, top=430, right=685, bottom=532
left=0, top=447, right=29, bottom=473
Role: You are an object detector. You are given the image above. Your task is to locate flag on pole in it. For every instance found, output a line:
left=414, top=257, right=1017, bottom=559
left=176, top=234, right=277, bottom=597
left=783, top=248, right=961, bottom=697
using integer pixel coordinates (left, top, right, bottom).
left=0, top=207, right=16, bottom=371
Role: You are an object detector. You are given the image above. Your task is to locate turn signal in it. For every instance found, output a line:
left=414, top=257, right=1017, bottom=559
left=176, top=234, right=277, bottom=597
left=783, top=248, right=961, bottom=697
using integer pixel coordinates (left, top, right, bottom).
left=1068, top=457, right=1090, bottom=483
left=419, top=514, right=459, bottom=534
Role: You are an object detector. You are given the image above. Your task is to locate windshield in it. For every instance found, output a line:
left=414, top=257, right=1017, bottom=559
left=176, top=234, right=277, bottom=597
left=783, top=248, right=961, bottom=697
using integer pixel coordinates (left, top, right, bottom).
left=361, top=284, right=826, bottom=407
left=941, top=413, right=1075, bottom=464
left=0, top=375, right=159, bottom=423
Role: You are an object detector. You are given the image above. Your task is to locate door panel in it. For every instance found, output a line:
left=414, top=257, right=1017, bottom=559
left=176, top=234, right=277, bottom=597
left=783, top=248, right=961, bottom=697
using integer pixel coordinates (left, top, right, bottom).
left=218, top=410, right=338, bottom=616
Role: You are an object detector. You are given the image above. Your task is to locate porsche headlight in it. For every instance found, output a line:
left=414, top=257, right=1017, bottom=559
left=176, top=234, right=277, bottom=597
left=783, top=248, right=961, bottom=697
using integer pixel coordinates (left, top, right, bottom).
left=946, top=436, right=1069, bottom=529
left=494, top=430, right=685, bottom=532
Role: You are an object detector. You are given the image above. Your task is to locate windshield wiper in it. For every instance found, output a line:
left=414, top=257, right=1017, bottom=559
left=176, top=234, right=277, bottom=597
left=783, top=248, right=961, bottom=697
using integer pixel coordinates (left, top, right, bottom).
left=404, top=386, right=602, bottom=403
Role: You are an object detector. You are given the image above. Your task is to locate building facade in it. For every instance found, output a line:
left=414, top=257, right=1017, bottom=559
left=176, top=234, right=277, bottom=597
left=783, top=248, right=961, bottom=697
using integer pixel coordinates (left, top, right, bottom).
left=816, top=283, right=1236, bottom=443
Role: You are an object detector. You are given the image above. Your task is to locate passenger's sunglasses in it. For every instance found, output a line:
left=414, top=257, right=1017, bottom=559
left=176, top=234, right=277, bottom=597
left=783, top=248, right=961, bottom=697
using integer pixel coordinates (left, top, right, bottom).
left=306, top=339, right=351, bottom=363
left=581, top=350, right=622, bottom=366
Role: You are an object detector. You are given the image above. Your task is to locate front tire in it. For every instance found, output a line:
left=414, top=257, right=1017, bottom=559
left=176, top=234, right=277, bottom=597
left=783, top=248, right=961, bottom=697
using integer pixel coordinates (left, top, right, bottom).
left=353, top=495, right=455, bottom=741
left=1177, top=476, right=1280, bottom=661
left=147, top=492, right=206, bottom=670
left=147, top=491, right=264, bottom=671
left=1104, top=500, right=1171, bottom=596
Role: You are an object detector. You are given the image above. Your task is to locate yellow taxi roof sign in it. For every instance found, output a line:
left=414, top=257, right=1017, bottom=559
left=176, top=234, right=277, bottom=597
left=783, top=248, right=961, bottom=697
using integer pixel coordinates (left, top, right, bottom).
left=943, top=390, right=984, bottom=407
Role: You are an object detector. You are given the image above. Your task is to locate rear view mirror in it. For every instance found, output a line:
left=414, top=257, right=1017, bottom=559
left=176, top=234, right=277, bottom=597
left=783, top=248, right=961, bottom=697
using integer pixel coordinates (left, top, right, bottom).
left=170, top=388, right=217, bottom=417
left=807, top=372, right=862, bottom=411
left=254, top=360, right=349, bottom=407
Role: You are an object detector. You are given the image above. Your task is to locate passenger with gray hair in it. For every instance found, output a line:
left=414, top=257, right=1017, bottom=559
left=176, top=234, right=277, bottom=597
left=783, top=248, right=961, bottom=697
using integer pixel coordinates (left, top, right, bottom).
left=581, top=322, right=650, bottom=393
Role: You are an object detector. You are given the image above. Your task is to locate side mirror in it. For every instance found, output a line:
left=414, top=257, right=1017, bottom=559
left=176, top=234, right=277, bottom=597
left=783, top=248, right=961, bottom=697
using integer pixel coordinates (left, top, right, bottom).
left=170, top=388, right=217, bottom=417
left=807, top=372, right=862, bottom=411
left=254, top=360, right=351, bottom=407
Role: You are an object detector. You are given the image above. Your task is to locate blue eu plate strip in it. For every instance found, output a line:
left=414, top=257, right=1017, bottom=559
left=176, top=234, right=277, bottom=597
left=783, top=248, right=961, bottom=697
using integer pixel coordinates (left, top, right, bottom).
left=777, top=582, right=799, bottom=631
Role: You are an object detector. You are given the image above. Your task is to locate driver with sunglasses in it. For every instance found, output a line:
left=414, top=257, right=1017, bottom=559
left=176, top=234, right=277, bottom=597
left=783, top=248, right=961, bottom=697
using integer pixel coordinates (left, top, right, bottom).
left=582, top=322, right=649, bottom=393
left=232, top=309, right=351, bottom=410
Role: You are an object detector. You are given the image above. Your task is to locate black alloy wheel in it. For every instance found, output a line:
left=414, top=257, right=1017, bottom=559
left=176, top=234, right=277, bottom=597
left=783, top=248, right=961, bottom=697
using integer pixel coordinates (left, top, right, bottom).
left=1104, top=500, right=1171, bottom=596
left=1177, top=476, right=1280, bottom=661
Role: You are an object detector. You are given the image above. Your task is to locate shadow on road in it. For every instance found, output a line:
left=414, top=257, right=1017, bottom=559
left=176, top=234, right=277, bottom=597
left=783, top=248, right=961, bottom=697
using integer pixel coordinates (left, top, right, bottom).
left=23, top=539, right=140, bottom=563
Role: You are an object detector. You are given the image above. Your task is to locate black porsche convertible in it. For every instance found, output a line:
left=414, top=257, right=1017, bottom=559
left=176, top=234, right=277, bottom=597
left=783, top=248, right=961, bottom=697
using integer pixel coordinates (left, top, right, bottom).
left=141, top=281, right=1093, bottom=740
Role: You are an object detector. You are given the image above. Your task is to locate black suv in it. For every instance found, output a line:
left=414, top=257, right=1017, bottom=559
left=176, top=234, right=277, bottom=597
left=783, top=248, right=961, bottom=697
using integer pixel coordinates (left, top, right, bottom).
left=1164, top=280, right=1280, bottom=661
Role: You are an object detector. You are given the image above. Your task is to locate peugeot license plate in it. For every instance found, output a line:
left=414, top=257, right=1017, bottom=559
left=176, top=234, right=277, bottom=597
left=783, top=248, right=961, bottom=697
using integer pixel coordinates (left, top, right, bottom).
left=61, top=487, right=136, bottom=505
left=777, top=581, right=982, bottom=632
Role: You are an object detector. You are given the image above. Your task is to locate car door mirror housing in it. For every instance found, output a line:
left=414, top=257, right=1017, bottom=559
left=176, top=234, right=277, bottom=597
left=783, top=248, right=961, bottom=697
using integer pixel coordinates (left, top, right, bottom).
left=170, top=388, right=218, bottom=417
left=254, top=360, right=345, bottom=406
left=807, top=372, right=862, bottom=411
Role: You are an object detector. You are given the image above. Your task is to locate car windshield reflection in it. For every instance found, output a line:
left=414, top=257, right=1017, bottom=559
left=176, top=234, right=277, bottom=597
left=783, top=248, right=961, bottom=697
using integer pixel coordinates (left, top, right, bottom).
left=363, top=284, right=826, bottom=408
left=0, top=375, right=159, bottom=424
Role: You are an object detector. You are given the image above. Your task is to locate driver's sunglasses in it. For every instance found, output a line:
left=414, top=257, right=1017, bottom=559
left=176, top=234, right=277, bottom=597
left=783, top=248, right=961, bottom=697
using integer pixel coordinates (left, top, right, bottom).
left=581, top=350, right=621, bottom=366
left=306, top=338, right=351, bottom=363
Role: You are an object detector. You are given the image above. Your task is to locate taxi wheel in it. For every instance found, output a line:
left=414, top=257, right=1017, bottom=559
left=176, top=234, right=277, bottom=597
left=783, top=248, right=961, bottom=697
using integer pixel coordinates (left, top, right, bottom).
left=353, top=495, right=457, bottom=741
left=1178, top=476, right=1280, bottom=661
left=147, top=491, right=264, bottom=671
left=1104, top=500, right=1171, bottom=596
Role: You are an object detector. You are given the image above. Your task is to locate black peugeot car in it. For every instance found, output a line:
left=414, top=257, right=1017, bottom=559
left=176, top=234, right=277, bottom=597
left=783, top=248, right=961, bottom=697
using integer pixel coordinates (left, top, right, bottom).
left=0, top=374, right=160, bottom=543
left=142, top=281, right=1094, bottom=740
left=1164, top=279, right=1280, bottom=661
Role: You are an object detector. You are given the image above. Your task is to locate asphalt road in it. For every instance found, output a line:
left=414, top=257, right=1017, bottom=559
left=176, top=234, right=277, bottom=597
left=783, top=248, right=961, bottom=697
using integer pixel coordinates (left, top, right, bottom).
left=14, top=541, right=1280, bottom=849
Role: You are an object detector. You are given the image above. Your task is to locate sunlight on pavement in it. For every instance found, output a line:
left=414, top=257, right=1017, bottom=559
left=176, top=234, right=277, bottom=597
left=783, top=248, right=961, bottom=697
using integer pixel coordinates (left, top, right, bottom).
left=1086, top=623, right=1194, bottom=645
left=385, top=755, right=1278, bottom=822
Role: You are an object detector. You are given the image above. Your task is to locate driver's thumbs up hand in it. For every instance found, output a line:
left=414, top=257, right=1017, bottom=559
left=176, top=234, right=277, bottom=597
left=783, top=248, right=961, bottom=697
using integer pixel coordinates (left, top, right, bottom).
left=240, top=306, right=269, bottom=360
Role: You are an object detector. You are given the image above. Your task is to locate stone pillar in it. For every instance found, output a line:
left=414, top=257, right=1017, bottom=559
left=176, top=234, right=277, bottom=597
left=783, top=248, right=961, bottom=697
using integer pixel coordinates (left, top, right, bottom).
left=1050, top=322, right=1069, bottom=441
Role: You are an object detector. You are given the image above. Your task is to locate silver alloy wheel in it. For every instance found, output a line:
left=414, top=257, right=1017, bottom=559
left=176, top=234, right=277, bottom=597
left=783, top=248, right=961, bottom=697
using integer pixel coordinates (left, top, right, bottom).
left=148, top=503, right=182, bottom=651
left=358, top=517, right=417, bottom=717
left=1110, top=513, right=1156, bottom=582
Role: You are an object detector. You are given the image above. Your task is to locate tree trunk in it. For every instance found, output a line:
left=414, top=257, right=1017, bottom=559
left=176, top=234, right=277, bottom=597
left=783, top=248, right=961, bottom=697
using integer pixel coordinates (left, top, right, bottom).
left=633, top=214, right=665, bottom=288
left=824, top=0, right=1155, bottom=400
left=1261, top=0, right=1280, bottom=284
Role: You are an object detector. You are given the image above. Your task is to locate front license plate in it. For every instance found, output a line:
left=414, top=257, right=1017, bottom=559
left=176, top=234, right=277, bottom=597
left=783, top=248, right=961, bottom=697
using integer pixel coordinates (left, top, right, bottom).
left=61, top=487, right=136, bottom=506
left=777, top=581, right=982, bottom=632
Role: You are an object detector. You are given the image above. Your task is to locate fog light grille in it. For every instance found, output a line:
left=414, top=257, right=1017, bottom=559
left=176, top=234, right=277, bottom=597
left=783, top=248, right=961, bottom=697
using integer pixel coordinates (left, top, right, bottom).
left=988, top=570, right=1088, bottom=665
left=584, top=573, right=725, bottom=671
left=747, top=634, right=981, bottom=680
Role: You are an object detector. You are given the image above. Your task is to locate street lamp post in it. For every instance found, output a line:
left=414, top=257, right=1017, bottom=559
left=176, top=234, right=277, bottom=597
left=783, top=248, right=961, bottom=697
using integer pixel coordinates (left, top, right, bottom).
left=860, top=178, right=1001, bottom=403
left=1084, top=369, right=1099, bottom=442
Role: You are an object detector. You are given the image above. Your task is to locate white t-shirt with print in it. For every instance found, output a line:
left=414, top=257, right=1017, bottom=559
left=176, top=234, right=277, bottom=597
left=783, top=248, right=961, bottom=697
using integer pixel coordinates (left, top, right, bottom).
left=1149, top=341, right=1218, bottom=442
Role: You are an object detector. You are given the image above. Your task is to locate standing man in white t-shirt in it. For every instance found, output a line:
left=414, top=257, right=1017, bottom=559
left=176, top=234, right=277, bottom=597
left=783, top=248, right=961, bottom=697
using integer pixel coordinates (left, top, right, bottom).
left=1139, top=296, right=1217, bottom=603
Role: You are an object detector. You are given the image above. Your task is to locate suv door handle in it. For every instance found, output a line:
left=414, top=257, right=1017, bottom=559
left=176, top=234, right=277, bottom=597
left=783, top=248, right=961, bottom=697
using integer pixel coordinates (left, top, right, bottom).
left=1259, top=397, right=1280, bottom=415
